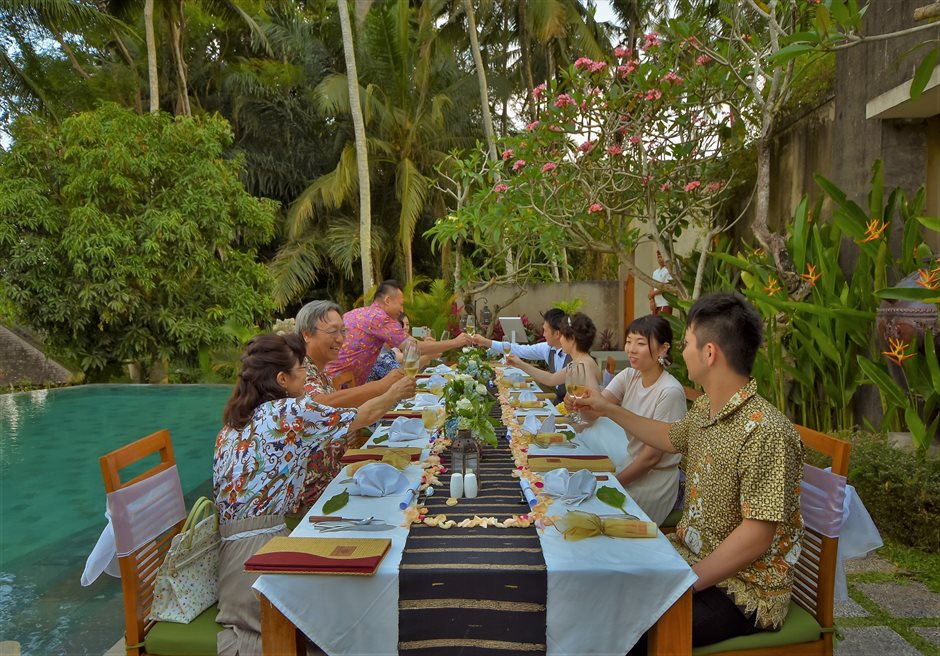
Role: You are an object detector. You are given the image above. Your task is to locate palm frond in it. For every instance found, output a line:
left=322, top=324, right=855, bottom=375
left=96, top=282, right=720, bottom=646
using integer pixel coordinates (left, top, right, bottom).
left=286, top=141, right=359, bottom=237
left=396, top=156, right=430, bottom=251
left=269, top=231, right=326, bottom=309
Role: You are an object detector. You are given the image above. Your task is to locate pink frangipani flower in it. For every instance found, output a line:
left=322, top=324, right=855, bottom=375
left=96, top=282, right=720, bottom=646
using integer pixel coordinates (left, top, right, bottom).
left=494, top=183, right=508, bottom=193
left=532, top=83, right=546, bottom=100
left=588, top=203, right=603, bottom=214
left=501, top=149, right=513, bottom=160
left=684, top=180, right=701, bottom=192
left=554, top=93, right=576, bottom=108
left=512, top=160, right=526, bottom=171
left=607, top=144, right=623, bottom=156
left=526, top=120, right=540, bottom=131
left=541, top=162, right=558, bottom=173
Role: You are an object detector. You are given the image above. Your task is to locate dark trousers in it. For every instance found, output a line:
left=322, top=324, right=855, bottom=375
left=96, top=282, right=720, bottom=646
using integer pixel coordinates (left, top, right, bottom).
left=627, top=586, right=766, bottom=655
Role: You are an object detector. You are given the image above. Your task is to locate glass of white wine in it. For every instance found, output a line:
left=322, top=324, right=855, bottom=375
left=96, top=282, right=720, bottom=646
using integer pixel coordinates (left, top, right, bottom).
left=422, top=407, right=441, bottom=442
left=402, top=341, right=421, bottom=379
left=565, top=361, right=587, bottom=423
left=463, top=314, right=476, bottom=337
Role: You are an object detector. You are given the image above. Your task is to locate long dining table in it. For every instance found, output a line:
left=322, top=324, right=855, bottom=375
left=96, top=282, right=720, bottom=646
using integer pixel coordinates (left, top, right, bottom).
left=253, top=372, right=695, bottom=655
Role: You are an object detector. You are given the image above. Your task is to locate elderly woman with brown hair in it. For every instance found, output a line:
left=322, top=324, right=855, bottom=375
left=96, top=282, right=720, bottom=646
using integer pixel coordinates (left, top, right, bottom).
left=213, top=333, right=414, bottom=655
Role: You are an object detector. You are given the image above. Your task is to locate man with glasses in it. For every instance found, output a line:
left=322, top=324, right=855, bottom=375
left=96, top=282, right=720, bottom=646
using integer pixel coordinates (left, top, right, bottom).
left=326, top=280, right=469, bottom=386
left=294, top=299, right=415, bottom=506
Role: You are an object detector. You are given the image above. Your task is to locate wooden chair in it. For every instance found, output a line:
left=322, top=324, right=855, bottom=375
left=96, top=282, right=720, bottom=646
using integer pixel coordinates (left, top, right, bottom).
left=331, top=370, right=357, bottom=390
left=693, top=425, right=851, bottom=656
left=100, top=429, right=221, bottom=656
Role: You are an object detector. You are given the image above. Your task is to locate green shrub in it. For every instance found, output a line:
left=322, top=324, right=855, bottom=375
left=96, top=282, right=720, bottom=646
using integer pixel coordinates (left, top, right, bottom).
left=845, top=431, right=940, bottom=551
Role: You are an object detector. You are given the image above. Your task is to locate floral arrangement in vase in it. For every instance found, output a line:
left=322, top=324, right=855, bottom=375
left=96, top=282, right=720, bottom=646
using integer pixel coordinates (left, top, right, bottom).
left=440, top=372, right=498, bottom=446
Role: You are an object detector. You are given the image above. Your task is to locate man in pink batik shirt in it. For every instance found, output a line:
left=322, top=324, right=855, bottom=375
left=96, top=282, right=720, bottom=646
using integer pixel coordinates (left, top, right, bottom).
left=326, top=280, right=470, bottom=385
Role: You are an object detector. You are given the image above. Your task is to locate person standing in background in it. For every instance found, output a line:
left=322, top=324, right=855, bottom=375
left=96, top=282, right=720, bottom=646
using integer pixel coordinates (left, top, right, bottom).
left=649, top=250, right=673, bottom=316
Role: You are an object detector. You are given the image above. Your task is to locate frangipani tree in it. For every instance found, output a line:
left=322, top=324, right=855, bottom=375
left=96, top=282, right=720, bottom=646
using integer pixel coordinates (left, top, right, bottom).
left=431, top=28, right=748, bottom=299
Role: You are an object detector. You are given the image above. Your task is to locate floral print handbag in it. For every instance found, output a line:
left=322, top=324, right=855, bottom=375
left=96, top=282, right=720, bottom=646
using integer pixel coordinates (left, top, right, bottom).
left=150, top=496, right=220, bottom=623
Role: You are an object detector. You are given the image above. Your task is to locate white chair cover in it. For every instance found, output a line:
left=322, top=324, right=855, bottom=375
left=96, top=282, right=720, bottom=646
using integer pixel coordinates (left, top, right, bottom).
left=81, top=465, right=186, bottom=586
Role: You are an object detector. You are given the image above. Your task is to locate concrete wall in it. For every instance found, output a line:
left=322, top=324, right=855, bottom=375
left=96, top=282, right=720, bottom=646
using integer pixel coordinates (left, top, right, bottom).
left=0, top=325, right=72, bottom=386
left=832, top=0, right=940, bottom=262
left=475, top=281, right=624, bottom=350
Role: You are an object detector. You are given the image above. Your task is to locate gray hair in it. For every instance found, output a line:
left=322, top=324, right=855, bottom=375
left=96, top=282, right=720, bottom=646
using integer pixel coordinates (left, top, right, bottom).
left=295, top=300, right=342, bottom=335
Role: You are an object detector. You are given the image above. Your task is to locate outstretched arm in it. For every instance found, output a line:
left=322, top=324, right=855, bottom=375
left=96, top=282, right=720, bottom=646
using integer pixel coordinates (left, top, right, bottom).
left=505, top=354, right=565, bottom=387
left=573, top=388, right=677, bottom=453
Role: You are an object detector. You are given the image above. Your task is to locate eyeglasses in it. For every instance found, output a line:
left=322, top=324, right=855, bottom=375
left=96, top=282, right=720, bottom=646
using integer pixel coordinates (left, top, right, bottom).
left=315, top=326, right=347, bottom=337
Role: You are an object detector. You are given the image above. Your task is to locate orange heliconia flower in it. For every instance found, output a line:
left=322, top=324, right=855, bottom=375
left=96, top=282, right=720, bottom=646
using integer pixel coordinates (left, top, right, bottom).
left=800, top=263, right=820, bottom=286
left=916, top=268, right=940, bottom=291
left=764, top=277, right=781, bottom=296
left=882, top=337, right=914, bottom=366
left=859, top=217, right=889, bottom=243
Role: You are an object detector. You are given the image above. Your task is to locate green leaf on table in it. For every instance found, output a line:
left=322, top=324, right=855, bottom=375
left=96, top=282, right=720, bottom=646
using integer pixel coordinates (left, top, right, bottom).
left=322, top=490, right=349, bottom=515
left=373, top=434, right=389, bottom=444
left=596, top=486, right=627, bottom=513
left=561, top=429, right=576, bottom=441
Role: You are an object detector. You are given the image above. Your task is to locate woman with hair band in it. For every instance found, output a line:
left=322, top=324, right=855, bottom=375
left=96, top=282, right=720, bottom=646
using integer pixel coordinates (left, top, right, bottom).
left=213, top=333, right=414, bottom=656
left=506, top=312, right=602, bottom=392
left=574, top=315, right=686, bottom=524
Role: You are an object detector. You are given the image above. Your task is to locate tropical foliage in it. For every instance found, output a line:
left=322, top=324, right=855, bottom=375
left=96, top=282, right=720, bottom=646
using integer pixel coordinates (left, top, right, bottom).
left=0, top=104, right=277, bottom=378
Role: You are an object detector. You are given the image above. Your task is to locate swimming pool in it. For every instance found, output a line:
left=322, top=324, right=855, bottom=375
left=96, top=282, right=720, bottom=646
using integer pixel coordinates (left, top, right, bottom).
left=0, top=384, right=232, bottom=656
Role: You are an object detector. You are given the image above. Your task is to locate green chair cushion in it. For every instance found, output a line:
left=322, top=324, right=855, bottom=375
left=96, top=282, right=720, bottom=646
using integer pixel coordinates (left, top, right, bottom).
left=692, top=602, right=823, bottom=655
left=660, top=507, right=683, bottom=528
left=145, top=603, right=223, bottom=656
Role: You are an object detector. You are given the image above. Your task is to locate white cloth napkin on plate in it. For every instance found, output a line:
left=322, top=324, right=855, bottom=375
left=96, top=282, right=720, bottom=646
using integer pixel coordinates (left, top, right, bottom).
left=517, top=390, right=538, bottom=403
left=425, top=364, right=453, bottom=374
left=387, top=417, right=426, bottom=442
left=426, top=374, right=447, bottom=389
left=542, top=468, right=597, bottom=505
left=504, top=372, right=525, bottom=385
left=522, top=414, right=543, bottom=435
left=411, top=393, right=441, bottom=409
left=347, top=463, right=410, bottom=497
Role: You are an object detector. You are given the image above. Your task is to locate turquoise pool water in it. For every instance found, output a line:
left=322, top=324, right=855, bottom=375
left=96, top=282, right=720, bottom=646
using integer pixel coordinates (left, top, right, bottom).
left=0, top=384, right=232, bottom=656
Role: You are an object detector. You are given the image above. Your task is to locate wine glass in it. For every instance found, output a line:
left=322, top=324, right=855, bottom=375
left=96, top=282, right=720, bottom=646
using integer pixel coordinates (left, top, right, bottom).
left=565, top=361, right=587, bottom=423
left=501, top=330, right=513, bottom=363
left=422, top=407, right=442, bottom=442
left=463, top=314, right=476, bottom=337
left=402, top=341, right=421, bottom=379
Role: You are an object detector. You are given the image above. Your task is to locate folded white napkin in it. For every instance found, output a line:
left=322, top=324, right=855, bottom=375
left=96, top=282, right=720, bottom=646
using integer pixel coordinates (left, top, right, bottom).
left=517, top=390, right=538, bottom=403
left=426, top=364, right=453, bottom=374
left=521, top=414, right=543, bottom=435
left=348, top=463, right=410, bottom=497
left=426, top=374, right=447, bottom=389
left=504, top=372, right=525, bottom=385
left=387, top=417, right=426, bottom=443
left=542, top=468, right=597, bottom=505
left=411, top=393, right=441, bottom=409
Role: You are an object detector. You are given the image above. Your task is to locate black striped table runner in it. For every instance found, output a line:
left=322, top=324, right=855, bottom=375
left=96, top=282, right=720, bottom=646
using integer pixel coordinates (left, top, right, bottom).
left=398, top=425, right=548, bottom=655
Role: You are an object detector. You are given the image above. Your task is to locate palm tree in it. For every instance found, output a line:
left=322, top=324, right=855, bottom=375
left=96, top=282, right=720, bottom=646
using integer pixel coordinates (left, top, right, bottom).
left=281, top=0, right=478, bottom=294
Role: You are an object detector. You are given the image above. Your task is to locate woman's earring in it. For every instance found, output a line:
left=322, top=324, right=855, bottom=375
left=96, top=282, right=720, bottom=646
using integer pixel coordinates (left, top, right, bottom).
left=657, top=355, right=668, bottom=367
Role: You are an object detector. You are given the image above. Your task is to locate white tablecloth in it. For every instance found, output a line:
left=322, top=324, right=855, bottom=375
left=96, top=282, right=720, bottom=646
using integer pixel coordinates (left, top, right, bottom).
left=254, top=453, right=695, bottom=655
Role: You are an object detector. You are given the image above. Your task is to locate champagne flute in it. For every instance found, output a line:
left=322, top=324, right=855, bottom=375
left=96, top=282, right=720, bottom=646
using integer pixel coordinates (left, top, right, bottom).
left=565, top=361, right=587, bottom=423
left=422, top=407, right=438, bottom=443
left=402, top=341, right=421, bottom=379
left=464, top=314, right=476, bottom=337
left=501, top=333, right=512, bottom=363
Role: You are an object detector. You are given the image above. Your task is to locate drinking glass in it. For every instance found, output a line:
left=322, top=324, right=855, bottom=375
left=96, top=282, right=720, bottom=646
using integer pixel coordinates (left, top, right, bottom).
left=501, top=332, right=512, bottom=363
left=422, top=407, right=439, bottom=442
left=402, top=342, right=421, bottom=379
left=565, top=361, right=587, bottom=423
left=463, top=314, right=476, bottom=337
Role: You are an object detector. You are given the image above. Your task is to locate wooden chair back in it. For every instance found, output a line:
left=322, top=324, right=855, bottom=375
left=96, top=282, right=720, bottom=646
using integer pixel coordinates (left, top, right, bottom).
left=100, top=429, right=186, bottom=656
left=331, top=370, right=357, bottom=390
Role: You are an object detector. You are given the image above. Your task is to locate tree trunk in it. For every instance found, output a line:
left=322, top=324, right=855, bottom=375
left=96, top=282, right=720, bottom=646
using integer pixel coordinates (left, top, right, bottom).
left=338, top=0, right=374, bottom=292
left=145, top=0, right=159, bottom=113
left=168, top=15, right=190, bottom=116
left=518, top=0, right=536, bottom=118
left=463, top=0, right=498, bottom=162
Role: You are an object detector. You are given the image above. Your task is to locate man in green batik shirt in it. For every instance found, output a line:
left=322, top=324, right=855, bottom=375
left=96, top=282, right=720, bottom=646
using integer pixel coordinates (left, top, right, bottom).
left=575, top=292, right=804, bottom=648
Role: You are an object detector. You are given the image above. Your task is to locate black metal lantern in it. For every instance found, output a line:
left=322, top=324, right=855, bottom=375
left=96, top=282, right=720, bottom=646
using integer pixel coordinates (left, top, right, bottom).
left=451, top=429, right=481, bottom=476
